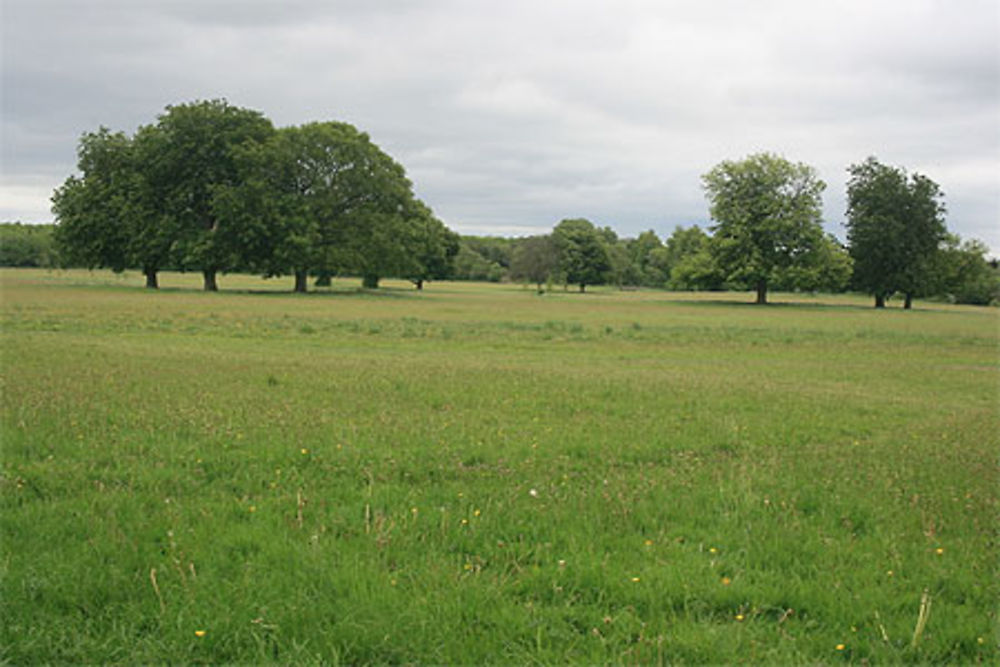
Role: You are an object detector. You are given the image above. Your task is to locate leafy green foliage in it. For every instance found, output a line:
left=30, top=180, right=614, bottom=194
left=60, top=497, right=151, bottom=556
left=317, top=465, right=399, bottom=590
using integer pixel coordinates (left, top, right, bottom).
left=509, top=235, right=559, bottom=291
left=51, top=102, right=459, bottom=293
left=933, top=236, right=1000, bottom=305
left=703, top=153, right=826, bottom=304
left=51, top=128, right=137, bottom=274
left=0, top=223, right=58, bottom=267
left=141, top=100, right=276, bottom=290
left=553, top=218, right=613, bottom=292
left=845, top=157, right=948, bottom=307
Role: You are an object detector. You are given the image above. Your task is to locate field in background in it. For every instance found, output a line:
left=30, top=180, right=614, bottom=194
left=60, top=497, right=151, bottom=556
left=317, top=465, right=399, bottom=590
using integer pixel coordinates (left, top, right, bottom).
left=2, top=268, right=997, bottom=663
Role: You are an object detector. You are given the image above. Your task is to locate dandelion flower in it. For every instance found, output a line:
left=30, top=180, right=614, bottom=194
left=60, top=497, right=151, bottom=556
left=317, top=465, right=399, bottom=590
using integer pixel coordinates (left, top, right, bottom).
left=631, top=577, right=640, bottom=583
left=709, top=547, right=718, bottom=554
left=644, top=539, right=653, bottom=547
left=721, top=577, right=731, bottom=586
left=249, top=505, right=256, bottom=513
left=735, top=614, right=744, bottom=622
left=935, top=547, right=944, bottom=555
left=300, top=448, right=308, bottom=455
left=473, top=509, right=481, bottom=517
left=195, top=630, right=206, bottom=637
left=836, top=644, right=845, bottom=651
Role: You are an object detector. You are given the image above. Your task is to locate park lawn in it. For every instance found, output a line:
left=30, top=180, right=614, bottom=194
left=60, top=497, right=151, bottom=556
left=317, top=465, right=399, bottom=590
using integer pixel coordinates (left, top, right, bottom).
left=1, top=268, right=997, bottom=663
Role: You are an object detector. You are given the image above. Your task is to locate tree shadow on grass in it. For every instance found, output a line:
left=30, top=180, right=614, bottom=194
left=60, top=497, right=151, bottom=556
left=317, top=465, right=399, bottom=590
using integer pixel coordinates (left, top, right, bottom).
left=655, top=294, right=880, bottom=312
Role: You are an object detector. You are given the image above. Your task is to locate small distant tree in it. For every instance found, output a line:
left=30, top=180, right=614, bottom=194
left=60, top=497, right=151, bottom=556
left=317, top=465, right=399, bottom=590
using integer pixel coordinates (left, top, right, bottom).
left=933, top=236, right=999, bottom=305
left=552, top=218, right=612, bottom=292
left=510, top=235, right=559, bottom=293
left=625, top=230, right=666, bottom=287
left=403, top=201, right=460, bottom=290
left=703, top=153, right=826, bottom=304
left=845, top=157, right=948, bottom=308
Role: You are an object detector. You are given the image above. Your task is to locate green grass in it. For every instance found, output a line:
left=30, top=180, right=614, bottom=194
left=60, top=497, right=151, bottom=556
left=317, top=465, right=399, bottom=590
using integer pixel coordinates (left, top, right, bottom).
left=2, top=268, right=997, bottom=663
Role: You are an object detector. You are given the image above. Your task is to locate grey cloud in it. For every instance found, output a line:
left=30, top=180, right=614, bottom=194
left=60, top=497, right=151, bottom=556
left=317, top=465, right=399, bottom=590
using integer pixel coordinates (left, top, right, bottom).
left=2, top=0, right=997, bottom=253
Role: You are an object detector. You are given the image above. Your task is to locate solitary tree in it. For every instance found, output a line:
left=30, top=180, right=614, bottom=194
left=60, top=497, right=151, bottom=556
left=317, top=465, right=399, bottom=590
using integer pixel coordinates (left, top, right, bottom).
left=845, top=157, right=947, bottom=308
left=510, top=234, right=559, bottom=293
left=703, top=153, right=826, bottom=304
left=552, top=218, right=612, bottom=292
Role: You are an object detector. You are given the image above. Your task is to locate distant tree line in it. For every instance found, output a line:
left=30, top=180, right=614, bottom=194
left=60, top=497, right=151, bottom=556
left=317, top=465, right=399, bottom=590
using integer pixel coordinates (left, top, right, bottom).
left=49, top=99, right=459, bottom=291
left=0, top=223, right=59, bottom=268
left=31, top=108, right=1000, bottom=307
left=452, top=154, right=998, bottom=307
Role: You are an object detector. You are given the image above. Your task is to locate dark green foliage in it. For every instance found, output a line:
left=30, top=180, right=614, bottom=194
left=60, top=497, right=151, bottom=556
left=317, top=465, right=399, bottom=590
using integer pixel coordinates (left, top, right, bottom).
left=845, top=157, right=948, bottom=308
left=50, top=101, right=459, bottom=292
left=0, top=223, right=58, bottom=267
left=552, top=218, right=613, bottom=292
left=140, top=100, right=276, bottom=290
left=51, top=128, right=136, bottom=275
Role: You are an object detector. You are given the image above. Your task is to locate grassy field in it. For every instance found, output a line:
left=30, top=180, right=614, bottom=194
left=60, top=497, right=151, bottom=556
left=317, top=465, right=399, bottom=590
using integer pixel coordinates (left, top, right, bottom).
left=2, top=268, right=997, bottom=664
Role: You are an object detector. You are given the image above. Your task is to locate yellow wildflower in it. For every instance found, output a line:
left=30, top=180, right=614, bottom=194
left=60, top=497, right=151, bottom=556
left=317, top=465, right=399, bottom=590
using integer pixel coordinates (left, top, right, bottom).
left=195, top=630, right=206, bottom=637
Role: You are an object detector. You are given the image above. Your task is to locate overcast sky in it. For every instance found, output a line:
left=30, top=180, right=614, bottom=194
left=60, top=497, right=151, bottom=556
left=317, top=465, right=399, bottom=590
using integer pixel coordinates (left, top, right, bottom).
left=2, top=0, right=998, bottom=251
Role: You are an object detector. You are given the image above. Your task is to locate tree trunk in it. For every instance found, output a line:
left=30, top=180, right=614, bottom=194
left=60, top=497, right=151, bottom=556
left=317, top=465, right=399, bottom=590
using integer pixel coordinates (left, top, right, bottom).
left=579, top=284, right=586, bottom=293
left=536, top=283, right=545, bottom=295
left=362, top=274, right=379, bottom=289
left=414, top=279, right=424, bottom=290
left=144, top=268, right=158, bottom=289
left=293, top=270, right=308, bottom=293
left=875, top=294, right=886, bottom=308
left=755, top=279, right=767, bottom=305
left=903, top=293, right=913, bottom=309
left=314, top=272, right=332, bottom=287
left=202, top=270, right=218, bottom=292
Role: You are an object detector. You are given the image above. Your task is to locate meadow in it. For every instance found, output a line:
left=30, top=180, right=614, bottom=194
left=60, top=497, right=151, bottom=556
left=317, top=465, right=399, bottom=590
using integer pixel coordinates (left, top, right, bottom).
left=1, top=268, right=997, bottom=664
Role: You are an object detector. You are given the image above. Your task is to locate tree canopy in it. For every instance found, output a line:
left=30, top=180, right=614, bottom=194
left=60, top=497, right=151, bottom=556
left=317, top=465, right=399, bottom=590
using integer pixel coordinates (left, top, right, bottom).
left=52, top=101, right=458, bottom=292
left=552, top=218, right=612, bottom=292
left=703, top=152, right=827, bottom=304
left=845, top=157, right=948, bottom=308
left=49, top=109, right=993, bottom=306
